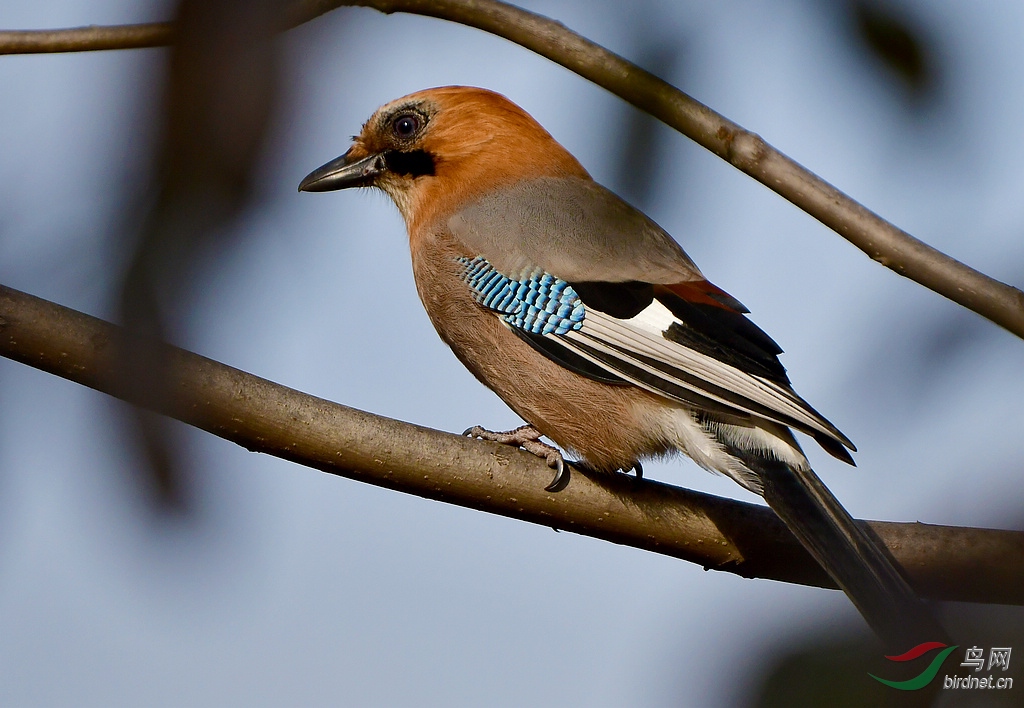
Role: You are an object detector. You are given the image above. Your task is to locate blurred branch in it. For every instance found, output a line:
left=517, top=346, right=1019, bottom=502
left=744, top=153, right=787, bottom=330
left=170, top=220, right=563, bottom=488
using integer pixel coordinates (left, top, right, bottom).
left=0, top=23, right=173, bottom=53
left=2, top=282, right=1023, bottom=604
left=2, top=0, right=1023, bottom=339
left=111, top=0, right=281, bottom=511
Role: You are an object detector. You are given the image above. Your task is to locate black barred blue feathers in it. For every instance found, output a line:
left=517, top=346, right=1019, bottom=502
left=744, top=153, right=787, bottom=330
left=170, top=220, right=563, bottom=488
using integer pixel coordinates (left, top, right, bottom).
left=457, top=256, right=585, bottom=336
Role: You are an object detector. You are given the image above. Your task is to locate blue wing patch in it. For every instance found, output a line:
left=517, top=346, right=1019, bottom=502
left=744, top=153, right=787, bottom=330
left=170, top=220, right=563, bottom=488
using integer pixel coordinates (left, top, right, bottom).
left=457, top=256, right=585, bottom=335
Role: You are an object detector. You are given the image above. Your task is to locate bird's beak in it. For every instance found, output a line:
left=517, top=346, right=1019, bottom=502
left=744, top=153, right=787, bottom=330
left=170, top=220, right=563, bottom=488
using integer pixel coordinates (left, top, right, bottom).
left=298, top=150, right=386, bottom=192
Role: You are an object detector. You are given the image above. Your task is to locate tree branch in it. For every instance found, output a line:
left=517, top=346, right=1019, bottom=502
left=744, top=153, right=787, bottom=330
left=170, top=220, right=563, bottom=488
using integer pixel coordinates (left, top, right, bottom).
left=0, top=22, right=173, bottom=53
left=2, top=0, right=1023, bottom=338
left=2, top=282, right=1021, bottom=604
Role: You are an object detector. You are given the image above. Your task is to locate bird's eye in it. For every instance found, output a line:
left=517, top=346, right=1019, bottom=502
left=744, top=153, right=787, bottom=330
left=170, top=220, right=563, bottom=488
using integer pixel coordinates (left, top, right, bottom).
left=392, top=113, right=421, bottom=139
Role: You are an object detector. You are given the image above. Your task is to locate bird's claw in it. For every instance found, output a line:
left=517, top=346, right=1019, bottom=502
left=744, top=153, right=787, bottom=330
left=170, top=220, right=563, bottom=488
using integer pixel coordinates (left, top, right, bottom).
left=461, top=424, right=569, bottom=491
left=544, top=454, right=568, bottom=492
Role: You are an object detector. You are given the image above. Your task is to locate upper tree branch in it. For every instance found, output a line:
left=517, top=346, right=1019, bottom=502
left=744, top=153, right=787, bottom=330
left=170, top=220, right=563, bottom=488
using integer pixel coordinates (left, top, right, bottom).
left=1, top=282, right=1021, bottom=604
left=0, top=23, right=173, bottom=53
left=2, top=0, right=1023, bottom=338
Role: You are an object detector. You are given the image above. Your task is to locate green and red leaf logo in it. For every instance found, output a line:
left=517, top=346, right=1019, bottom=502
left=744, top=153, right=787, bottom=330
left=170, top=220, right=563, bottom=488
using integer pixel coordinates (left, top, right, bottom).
left=869, top=642, right=959, bottom=690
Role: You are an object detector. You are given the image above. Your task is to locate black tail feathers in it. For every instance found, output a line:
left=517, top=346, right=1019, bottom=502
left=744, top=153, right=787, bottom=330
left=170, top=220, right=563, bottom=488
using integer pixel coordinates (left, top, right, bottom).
left=742, top=452, right=949, bottom=650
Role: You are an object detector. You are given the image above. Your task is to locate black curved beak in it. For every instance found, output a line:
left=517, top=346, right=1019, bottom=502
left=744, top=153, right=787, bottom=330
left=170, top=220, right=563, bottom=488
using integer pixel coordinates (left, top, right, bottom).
left=298, top=151, right=386, bottom=192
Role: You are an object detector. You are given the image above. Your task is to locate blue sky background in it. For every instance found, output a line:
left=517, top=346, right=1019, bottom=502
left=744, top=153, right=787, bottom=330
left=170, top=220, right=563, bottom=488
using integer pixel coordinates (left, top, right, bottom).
left=1, top=0, right=1022, bottom=705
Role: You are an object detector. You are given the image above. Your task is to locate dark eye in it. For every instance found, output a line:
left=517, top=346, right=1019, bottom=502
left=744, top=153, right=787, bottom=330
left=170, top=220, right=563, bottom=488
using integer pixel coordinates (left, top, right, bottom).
left=392, top=113, right=421, bottom=139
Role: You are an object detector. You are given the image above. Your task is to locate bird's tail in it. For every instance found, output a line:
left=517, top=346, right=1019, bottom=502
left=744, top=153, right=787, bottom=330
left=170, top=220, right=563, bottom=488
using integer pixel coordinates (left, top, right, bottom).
left=750, top=455, right=948, bottom=650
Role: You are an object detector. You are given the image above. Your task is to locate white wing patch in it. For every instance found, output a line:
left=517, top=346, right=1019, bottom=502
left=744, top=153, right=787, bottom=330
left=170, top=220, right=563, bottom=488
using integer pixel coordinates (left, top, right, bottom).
left=621, top=298, right=677, bottom=331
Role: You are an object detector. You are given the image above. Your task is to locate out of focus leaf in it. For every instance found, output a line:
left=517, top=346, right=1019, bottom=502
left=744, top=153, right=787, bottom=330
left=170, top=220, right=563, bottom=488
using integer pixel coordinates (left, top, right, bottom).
left=851, top=0, right=936, bottom=98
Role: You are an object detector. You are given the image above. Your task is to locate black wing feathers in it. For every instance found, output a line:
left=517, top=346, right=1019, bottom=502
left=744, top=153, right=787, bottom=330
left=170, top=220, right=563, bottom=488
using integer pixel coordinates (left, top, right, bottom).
left=655, top=289, right=789, bottom=384
left=566, top=335, right=758, bottom=419
left=499, top=271, right=853, bottom=460
left=571, top=278, right=789, bottom=384
left=512, top=328, right=628, bottom=385
left=572, top=281, right=654, bottom=319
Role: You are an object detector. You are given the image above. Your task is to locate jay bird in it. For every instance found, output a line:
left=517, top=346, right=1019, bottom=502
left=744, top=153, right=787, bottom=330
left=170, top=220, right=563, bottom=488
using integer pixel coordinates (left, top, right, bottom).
left=300, top=86, right=942, bottom=647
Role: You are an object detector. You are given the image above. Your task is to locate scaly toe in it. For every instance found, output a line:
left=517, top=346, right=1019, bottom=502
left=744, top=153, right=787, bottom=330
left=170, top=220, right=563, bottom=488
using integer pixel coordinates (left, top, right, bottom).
left=461, top=424, right=544, bottom=446
left=462, top=424, right=570, bottom=491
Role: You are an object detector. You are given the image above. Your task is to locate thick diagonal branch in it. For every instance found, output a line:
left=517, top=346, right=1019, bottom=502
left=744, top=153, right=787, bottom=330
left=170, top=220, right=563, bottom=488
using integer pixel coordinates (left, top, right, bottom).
left=1, top=282, right=1021, bottom=604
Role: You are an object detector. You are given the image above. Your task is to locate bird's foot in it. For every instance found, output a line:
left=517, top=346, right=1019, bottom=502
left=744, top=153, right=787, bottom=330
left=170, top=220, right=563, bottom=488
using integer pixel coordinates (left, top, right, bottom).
left=463, top=424, right=568, bottom=492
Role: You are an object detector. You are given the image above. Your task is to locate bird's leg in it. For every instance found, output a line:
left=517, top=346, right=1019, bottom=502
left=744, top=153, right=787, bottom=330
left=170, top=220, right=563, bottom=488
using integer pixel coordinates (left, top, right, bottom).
left=463, top=424, right=567, bottom=491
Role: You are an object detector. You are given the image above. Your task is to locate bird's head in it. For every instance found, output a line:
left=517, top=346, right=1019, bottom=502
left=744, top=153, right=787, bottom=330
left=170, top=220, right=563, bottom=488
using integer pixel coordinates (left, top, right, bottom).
left=299, top=86, right=589, bottom=232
